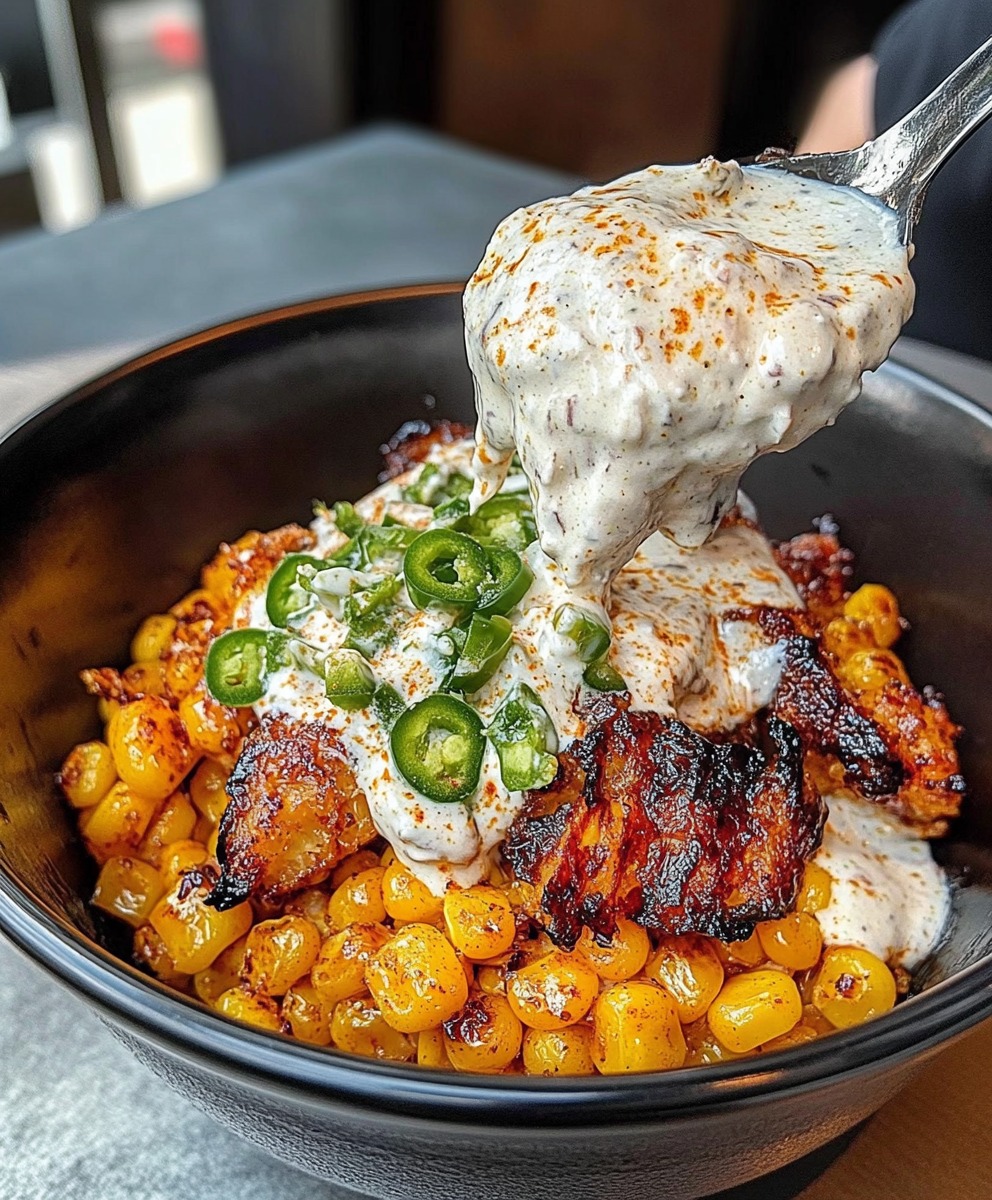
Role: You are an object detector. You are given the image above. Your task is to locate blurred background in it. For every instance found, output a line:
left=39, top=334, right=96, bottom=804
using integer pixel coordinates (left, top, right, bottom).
left=0, top=0, right=902, bottom=240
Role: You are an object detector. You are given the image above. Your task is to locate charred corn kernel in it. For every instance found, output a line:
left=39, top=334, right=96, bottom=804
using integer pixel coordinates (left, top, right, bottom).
left=757, top=912, right=823, bottom=972
left=841, top=648, right=909, bottom=693
left=92, top=857, right=165, bottom=927
left=282, top=887, right=334, bottom=938
left=331, top=997, right=415, bottom=1061
left=417, top=1026, right=450, bottom=1068
left=83, top=781, right=161, bottom=863
left=140, top=791, right=198, bottom=864
left=243, top=916, right=321, bottom=996
left=97, top=696, right=121, bottom=726
left=761, top=1023, right=820, bottom=1053
left=188, top=758, right=230, bottom=824
left=59, top=741, right=117, bottom=809
left=844, top=584, right=902, bottom=648
left=215, top=987, right=284, bottom=1032
left=133, top=924, right=190, bottom=987
left=193, top=934, right=248, bottom=1003
left=811, top=946, right=897, bottom=1029
left=797, top=862, right=833, bottom=914
left=717, top=931, right=765, bottom=967
left=821, top=616, right=874, bottom=661
left=442, top=886, right=516, bottom=961
left=149, top=873, right=252, bottom=974
left=707, top=969, right=803, bottom=1054
left=122, top=659, right=169, bottom=697
left=130, top=613, right=177, bottom=663
left=591, top=982, right=686, bottom=1074
left=644, top=935, right=725, bottom=1024
left=522, top=1025, right=597, bottom=1076
left=383, top=860, right=445, bottom=923
left=108, top=696, right=195, bottom=802
left=160, top=839, right=209, bottom=882
left=282, top=982, right=333, bottom=1045
left=443, top=993, right=523, bottom=1072
left=365, top=923, right=469, bottom=1034
left=327, top=867, right=387, bottom=929
left=477, top=965, right=506, bottom=995
left=179, top=682, right=242, bottom=759
left=311, top=922, right=391, bottom=1006
left=577, top=918, right=650, bottom=981
left=506, top=951, right=598, bottom=1031
left=333, top=849, right=385, bottom=890
left=683, top=1018, right=740, bottom=1066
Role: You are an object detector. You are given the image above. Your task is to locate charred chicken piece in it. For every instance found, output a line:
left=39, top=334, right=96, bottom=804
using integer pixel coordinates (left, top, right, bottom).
left=379, top=419, right=473, bottom=481
left=504, top=698, right=824, bottom=949
left=208, top=713, right=376, bottom=909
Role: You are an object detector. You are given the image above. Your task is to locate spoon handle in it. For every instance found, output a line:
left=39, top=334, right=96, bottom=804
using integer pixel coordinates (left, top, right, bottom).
left=855, top=34, right=992, bottom=237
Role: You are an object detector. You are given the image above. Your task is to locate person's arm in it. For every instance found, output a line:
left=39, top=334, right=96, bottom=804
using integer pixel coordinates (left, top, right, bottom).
left=797, top=54, right=876, bottom=154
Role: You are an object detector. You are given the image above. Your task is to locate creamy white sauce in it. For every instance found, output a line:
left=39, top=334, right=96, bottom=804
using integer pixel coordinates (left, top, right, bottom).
left=815, top=794, right=950, bottom=968
left=238, top=440, right=800, bottom=892
left=464, top=157, right=914, bottom=597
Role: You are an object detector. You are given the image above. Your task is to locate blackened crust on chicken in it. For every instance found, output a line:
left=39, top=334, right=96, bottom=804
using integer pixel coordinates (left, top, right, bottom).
left=504, top=699, right=824, bottom=949
left=207, top=713, right=375, bottom=910
left=740, top=606, right=904, bottom=799
left=379, top=419, right=473, bottom=481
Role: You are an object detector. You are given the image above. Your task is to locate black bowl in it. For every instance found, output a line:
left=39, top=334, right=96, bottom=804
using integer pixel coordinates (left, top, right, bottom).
left=2, top=284, right=992, bottom=1200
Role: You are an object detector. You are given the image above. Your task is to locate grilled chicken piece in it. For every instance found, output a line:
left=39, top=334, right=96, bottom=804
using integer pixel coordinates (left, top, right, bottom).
left=504, top=697, right=824, bottom=949
left=379, top=419, right=473, bottom=481
left=208, top=714, right=376, bottom=909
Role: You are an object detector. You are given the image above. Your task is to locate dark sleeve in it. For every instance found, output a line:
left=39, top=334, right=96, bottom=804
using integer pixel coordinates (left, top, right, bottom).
left=873, top=0, right=992, bottom=360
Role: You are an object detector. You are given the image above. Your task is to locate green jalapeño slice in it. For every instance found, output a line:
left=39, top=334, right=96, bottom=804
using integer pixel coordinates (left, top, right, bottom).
left=403, top=528, right=488, bottom=612
left=477, top=546, right=533, bottom=616
left=390, top=694, right=485, bottom=803
left=266, top=554, right=326, bottom=628
left=205, top=628, right=287, bottom=706
left=552, top=603, right=611, bottom=663
left=487, top=683, right=558, bottom=792
left=324, top=648, right=376, bottom=710
left=449, top=613, right=513, bottom=693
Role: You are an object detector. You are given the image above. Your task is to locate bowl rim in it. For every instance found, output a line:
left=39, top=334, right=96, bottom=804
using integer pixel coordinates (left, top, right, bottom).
left=2, top=282, right=992, bottom=1127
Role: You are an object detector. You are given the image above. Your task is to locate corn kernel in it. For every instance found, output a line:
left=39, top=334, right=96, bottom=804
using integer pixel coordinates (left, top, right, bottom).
left=188, top=758, right=230, bottom=824
left=821, top=616, right=874, bottom=661
left=797, top=862, right=833, bottom=914
left=417, top=1026, right=450, bottom=1068
left=179, top=682, right=242, bottom=759
left=757, top=912, right=823, bottom=972
left=97, top=696, right=121, bottom=726
left=443, top=993, right=523, bottom=1072
left=327, top=867, right=387, bottom=929
left=59, top=741, right=118, bottom=809
left=683, top=1018, right=740, bottom=1066
left=122, top=659, right=169, bottom=698
left=841, top=648, right=909, bottom=693
left=365, top=923, right=469, bottom=1033
left=379, top=845, right=397, bottom=868
left=331, top=997, right=415, bottom=1061
left=215, top=987, right=284, bottom=1032
left=442, top=885, right=516, bottom=961
left=82, top=781, right=161, bottom=863
left=311, top=922, right=391, bottom=1007
left=811, top=945, right=897, bottom=1029
left=108, top=696, right=195, bottom=803
left=243, top=915, right=322, bottom=996
left=591, top=982, right=686, bottom=1074
left=716, top=931, right=765, bottom=967
left=140, top=791, right=198, bottom=864
left=160, top=839, right=210, bottom=882
left=707, top=969, right=803, bottom=1054
left=149, top=871, right=253, bottom=974
left=522, top=1025, right=596, bottom=1076
left=133, top=924, right=190, bottom=988
left=193, top=934, right=248, bottom=1003
left=506, top=950, right=599, bottom=1031
left=131, top=613, right=178, bottom=662
left=332, top=849, right=385, bottom=890
left=207, top=824, right=221, bottom=860
left=577, top=917, right=650, bottom=981
left=279, top=887, right=333, bottom=938
left=844, top=584, right=902, bottom=648
left=163, top=650, right=201, bottom=701
left=761, top=1023, right=821, bottom=1053
left=92, top=857, right=165, bottom=927
left=383, top=859, right=445, bottom=924
left=477, top=965, right=506, bottom=995
left=644, top=934, right=725, bottom=1024
left=282, top=982, right=333, bottom=1045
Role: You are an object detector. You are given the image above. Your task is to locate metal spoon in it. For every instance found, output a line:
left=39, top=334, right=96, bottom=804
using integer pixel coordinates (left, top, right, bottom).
left=752, top=33, right=992, bottom=243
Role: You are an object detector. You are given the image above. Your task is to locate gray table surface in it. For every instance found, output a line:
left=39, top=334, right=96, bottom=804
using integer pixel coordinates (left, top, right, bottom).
left=1, top=124, right=990, bottom=1200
